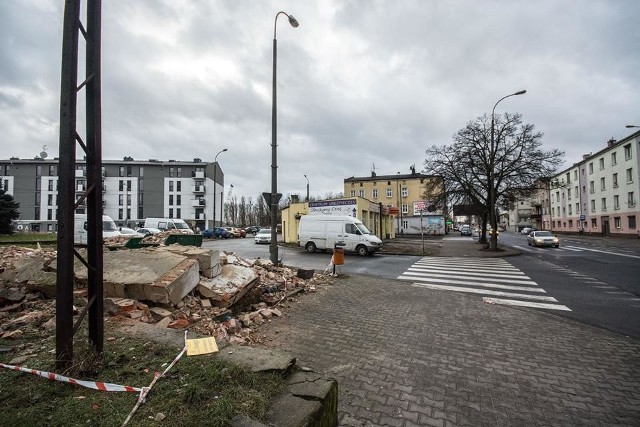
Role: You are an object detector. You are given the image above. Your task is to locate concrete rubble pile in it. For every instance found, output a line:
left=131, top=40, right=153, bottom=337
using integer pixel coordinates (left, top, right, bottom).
left=0, top=244, right=334, bottom=345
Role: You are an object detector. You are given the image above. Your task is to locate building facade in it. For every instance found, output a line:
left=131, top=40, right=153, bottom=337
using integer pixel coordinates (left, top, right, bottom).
left=506, top=179, right=551, bottom=232
left=549, top=130, right=640, bottom=237
left=343, top=167, right=445, bottom=236
left=0, top=157, right=226, bottom=232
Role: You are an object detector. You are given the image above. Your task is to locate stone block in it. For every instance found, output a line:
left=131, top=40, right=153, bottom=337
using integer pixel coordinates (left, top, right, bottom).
left=296, top=268, right=314, bottom=280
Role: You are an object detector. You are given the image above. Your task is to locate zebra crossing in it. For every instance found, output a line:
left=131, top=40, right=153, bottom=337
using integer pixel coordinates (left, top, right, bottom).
left=518, top=244, right=640, bottom=259
left=398, top=257, right=571, bottom=311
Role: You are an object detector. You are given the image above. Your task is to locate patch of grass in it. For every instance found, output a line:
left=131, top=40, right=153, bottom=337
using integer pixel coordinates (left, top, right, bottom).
left=0, top=232, right=57, bottom=247
left=0, top=327, right=286, bottom=427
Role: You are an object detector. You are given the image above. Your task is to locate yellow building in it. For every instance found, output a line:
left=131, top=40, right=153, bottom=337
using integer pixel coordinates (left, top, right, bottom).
left=344, top=168, right=445, bottom=235
left=280, top=197, right=394, bottom=244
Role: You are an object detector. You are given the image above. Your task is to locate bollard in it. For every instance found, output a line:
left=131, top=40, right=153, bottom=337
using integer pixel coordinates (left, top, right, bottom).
left=332, top=243, right=345, bottom=275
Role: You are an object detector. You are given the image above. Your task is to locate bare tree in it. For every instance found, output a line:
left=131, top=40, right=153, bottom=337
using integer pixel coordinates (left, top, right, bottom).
left=424, top=113, right=564, bottom=247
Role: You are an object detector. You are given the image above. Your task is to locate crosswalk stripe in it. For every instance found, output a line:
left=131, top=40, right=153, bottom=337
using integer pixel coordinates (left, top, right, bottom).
left=483, top=297, right=572, bottom=311
left=401, top=257, right=570, bottom=312
left=401, top=276, right=545, bottom=292
left=402, top=270, right=536, bottom=285
left=411, top=283, right=558, bottom=301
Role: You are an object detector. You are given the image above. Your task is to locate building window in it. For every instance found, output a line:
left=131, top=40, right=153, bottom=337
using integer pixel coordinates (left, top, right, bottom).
left=372, top=189, right=379, bottom=198
left=36, top=165, right=42, bottom=176
left=48, top=180, right=54, bottom=191
left=611, top=152, right=617, bottom=166
left=176, top=195, right=181, bottom=205
left=591, top=218, right=597, bottom=228
left=599, top=158, right=604, bottom=171
left=589, top=181, right=594, bottom=193
left=567, top=188, right=572, bottom=200
left=614, top=217, right=621, bottom=229
left=401, top=204, right=408, bottom=214
left=626, top=168, right=633, bottom=183
left=629, top=215, right=636, bottom=229
left=350, top=190, right=355, bottom=197
left=119, top=166, right=125, bottom=177
left=600, top=177, right=606, bottom=191
left=177, top=168, right=182, bottom=178
left=576, top=202, right=580, bottom=213
left=568, top=219, right=573, bottom=228
left=119, top=180, right=124, bottom=191
left=119, top=194, right=124, bottom=206
left=614, top=195, right=620, bottom=210
left=49, top=165, right=56, bottom=175
left=624, top=144, right=632, bottom=160
left=358, top=189, right=365, bottom=198
left=176, top=208, right=181, bottom=217
left=169, top=181, right=174, bottom=191
left=177, top=181, right=181, bottom=191
left=169, top=195, right=174, bottom=205
left=601, top=198, right=607, bottom=211
left=118, top=208, right=123, bottom=220
left=566, top=172, right=571, bottom=183
left=568, top=205, right=572, bottom=215
left=386, top=188, right=392, bottom=198
left=590, top=200, right=596, bottom=212
left=574, top=170, right=578, bottom=181
left=169, top=208, right=173, bottom=218
left=613, top=173, right=619, bottom=188
left=47, top=194, right=53, bottom=206
left=401, top=187, right=408, bottom=197
left=169, top=167, right=175, bottom=178
left=589, top=163, right=593, bottom=174
left=629, top=192, right=636, bottom=207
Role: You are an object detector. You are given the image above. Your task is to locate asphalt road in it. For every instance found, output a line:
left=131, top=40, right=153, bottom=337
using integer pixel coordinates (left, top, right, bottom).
left=202, top=232, right=640, bottom=339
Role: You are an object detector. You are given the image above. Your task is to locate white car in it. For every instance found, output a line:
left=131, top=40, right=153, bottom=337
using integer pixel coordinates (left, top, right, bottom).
left=255, top=228, right=271, bottom=244
left=526, top=230, right=560, bottom=248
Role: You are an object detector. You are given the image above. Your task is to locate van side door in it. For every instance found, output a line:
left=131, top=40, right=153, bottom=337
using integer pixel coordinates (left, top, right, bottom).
left=342, top=222, right=362, bottom=251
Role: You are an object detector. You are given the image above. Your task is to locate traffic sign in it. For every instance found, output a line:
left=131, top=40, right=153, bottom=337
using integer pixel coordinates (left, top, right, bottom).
left=262, top=192, right=282, bottom=206
left=580, top=214, right=586, bottom=220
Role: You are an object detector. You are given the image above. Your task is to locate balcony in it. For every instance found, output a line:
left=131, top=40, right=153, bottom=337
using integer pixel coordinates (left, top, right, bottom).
left=75, top=169, right=85, bottom=178
left=191, top=171, right=205, bottom=179
left=191, top=185, right=206, bottom=193
left=191, top=199, right=206, bottom=207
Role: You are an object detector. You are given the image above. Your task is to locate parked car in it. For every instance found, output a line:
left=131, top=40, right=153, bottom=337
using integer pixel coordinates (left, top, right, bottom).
left=255, top=228, right=271, bottom=244
left=244, top=226, right=261, bottom=235
left=136, top=227, right=162, bottom=236
left=236, top=228, right=247, bottom=238
left=460, top=225, right=472, bottom=236
left=223, top=227, right=242, bottom=238
left=526, top=230, right=560, bottom=248
left=520, top=227, right=532, bottom=235
left=119, top=227, right=143, bottom=237
left=203, top=227, right=230, bottom=239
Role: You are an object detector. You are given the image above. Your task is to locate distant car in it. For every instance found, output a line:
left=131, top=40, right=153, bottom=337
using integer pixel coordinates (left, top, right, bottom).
left=527, top=230, right=559, bottom=248
left=237, top=228, right=247, bottom=238
left=136, top=227, right=162, bottom=236
left=244, top=226, right=261, bottom=235
left=224, top=227, right=242, bottom=238
left=255, top=228, right=271, bottom=244
left=460, top=225, right=472, bottom=236
left=520, top=227, right=532, bottom=235
left=119, top=227, right=143, bottom=236
left=202, top=227, right=230, bottom=239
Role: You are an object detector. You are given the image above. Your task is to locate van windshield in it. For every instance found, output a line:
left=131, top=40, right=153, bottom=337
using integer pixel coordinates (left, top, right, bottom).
left=174, top=222, right=190, bottom=230
left=357, top=224, right=372, bottom=234
left=103, top=220, right=118, bottom=232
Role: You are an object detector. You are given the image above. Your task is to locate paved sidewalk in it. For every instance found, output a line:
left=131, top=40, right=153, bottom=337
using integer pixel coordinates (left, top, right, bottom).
left=256, top=238, right=640, bottom=426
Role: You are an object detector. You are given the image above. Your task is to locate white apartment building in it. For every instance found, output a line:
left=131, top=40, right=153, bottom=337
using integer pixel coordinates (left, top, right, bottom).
left=550, top=130, right=640, bottom=237
left=0, top=157, right=227, bottom=232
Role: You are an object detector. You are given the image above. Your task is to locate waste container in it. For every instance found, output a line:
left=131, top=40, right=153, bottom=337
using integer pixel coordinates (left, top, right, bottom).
left=164, top=234, right=203, bottom=247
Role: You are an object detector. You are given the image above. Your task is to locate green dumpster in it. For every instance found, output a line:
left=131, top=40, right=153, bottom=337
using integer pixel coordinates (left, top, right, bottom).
left=164, top=234, right=203, bottom=247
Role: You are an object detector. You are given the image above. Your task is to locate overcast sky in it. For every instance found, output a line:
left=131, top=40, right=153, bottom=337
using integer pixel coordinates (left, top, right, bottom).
left=1, top=0, right=639, bottom=202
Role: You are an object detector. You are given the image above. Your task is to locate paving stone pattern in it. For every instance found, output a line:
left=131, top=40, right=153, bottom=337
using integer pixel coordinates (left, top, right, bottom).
left=257, top=274, right=640, bottom=426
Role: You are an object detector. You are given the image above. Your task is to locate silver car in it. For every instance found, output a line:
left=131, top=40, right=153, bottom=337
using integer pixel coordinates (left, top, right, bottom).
left=254, top=228, right=271, bottom=244
left=526, top=230, right=559, bottom=248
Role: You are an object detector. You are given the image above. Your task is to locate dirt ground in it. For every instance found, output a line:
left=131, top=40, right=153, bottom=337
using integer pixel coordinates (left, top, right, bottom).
left=379, top=236, right=443, bottom=256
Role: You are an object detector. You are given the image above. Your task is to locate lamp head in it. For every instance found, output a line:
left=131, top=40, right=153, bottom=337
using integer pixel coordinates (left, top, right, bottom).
left=626, top=124, right=639, bottom=128
left=223, top=148, right=228, bottom=152
left=288, top=14, right=299, bottom=27
left=514, top=90, right=527, bottom=95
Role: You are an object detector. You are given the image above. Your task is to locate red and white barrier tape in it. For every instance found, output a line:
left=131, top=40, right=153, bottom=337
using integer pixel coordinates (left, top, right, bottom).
left=0, top=362, right=142, bottom=393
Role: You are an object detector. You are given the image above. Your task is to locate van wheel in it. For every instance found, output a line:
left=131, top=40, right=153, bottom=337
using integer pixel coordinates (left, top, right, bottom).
left=305, top=242, right=317, bottom=253
left=356, top=245, right=368, bottom=256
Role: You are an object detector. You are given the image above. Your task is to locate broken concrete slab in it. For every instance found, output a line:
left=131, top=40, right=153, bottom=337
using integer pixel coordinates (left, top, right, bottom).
left=160, top=246, right=221, bottom=278
left=197, top=264, right=259, bottom=307
left=75, top=249, right=200, bottom=305
left=215, top=345, right=295, bottom=375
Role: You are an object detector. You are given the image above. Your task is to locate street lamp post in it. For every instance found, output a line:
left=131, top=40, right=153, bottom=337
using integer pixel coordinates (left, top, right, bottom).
left=489, top=89, right=526, bottom=250
left=304, top=174, right=309, bottom=202
left=212, top=148, right=227, bottom=228
left=270, top=11, right=299, bottom=265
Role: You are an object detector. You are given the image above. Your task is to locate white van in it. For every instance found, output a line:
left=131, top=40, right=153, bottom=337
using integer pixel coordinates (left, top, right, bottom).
left=298, top=215, right=383, bottom=256
left=74, top=214, right=121, bottom=245
left=143, top=218, right=194, bottom=234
